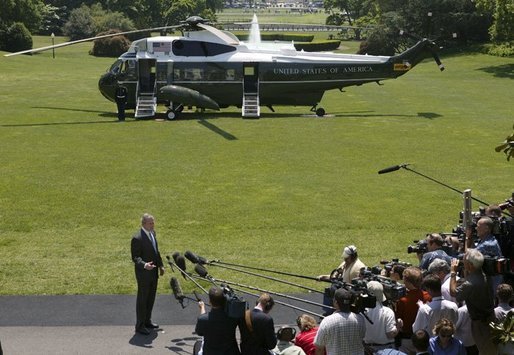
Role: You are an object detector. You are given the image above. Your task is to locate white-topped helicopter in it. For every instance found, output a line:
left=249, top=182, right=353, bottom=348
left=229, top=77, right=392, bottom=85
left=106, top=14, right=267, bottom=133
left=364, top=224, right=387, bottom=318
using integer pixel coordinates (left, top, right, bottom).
left=5, top=15, right=445, bottom=119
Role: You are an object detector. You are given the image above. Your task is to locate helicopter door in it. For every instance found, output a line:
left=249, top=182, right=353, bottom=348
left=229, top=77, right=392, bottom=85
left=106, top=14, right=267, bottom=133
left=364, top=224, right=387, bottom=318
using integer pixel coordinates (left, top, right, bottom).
left=243, top=63, right=259, bottom=93
left=138, top=59, right=156, bottom=93
left=242, top=63, right=260, bottom=118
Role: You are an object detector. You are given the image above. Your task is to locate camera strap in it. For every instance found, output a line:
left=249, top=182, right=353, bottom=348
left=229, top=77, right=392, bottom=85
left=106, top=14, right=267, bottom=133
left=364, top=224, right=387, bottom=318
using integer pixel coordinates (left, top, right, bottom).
left=244, top=310, right=254, bottom=333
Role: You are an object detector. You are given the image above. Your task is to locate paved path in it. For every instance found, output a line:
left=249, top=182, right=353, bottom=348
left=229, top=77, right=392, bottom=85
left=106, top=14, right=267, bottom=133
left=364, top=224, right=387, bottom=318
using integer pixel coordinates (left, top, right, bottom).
left=0, top=293, right=323, bottom=354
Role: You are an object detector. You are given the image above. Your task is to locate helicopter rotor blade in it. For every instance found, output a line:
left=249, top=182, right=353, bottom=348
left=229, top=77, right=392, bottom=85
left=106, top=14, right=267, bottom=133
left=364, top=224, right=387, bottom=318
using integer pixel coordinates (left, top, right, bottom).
left=4, top=24, right=183, bottom=57
left=196, top=23, right=239, bottom=45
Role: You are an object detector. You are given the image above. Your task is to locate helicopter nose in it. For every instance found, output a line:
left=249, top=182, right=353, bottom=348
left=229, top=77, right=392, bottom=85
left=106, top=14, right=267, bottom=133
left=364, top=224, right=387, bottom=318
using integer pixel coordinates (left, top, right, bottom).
left=98, top=73, right=117, bottom=101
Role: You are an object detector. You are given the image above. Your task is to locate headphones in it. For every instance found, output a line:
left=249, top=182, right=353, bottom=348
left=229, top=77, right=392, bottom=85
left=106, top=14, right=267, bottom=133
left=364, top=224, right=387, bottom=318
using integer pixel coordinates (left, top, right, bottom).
left=277, top=326, right=296, bottom=341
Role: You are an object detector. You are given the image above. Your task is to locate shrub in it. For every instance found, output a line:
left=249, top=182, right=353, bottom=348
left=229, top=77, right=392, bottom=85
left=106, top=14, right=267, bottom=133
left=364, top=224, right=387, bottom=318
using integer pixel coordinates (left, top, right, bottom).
left=63, top=4, right=95, bottom=41
left=3, top=22, right=33, bottom=53
left=89, top=29, right=131, bottom=57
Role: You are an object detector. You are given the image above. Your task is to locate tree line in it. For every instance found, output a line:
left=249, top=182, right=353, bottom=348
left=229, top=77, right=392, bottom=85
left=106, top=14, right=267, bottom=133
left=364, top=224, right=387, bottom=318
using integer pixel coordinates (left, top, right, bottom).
left=0, top=0, right=512, bottom=55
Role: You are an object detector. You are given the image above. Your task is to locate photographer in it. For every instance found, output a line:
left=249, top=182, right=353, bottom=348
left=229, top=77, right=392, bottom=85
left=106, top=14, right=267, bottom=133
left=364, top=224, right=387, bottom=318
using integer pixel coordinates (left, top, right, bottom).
left=318, top=245, right=367, bottom=316
left=418, top=234, right=452, bottom=270
left=466, top=216, right=503, bottom=295
left=363, top=281, right=398, bottom=353
left=450, top=249, right=497, bottom=354
left=428, top=258, right=456, bottom=303
left=314, top=288, right=366, bottom=355
left=195, top=286, right=241, bottom=355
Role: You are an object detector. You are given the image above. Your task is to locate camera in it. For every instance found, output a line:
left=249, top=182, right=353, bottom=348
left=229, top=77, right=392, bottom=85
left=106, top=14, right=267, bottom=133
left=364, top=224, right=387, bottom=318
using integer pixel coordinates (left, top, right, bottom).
left=221, top=285, right=246, bottom=318
left=498, top=192, right=514, bottom=210
left=482, top=256, right=511, bottom=276
left=407, top=239, right=428, bottom=254
left=380, top=259, right=412, bottom=277
left=324, top=280, right=376, bottom=314
left=358, top=268, right=407, bottom=302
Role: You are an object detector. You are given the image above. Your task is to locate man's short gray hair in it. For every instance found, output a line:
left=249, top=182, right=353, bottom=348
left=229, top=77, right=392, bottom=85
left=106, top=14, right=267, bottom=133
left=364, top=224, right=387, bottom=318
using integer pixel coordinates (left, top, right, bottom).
left=141, top=213, right=154, bottom=225
left=465, top=248, right=484, bottom=270
left=428, top=258, right=450, bottom=274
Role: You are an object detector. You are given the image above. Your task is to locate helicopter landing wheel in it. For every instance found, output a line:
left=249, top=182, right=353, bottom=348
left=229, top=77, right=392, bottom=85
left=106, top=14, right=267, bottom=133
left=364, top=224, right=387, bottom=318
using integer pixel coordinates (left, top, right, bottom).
left=315, top=107, right=326, bottom=117
left=166, top=109, right=178, bottom=120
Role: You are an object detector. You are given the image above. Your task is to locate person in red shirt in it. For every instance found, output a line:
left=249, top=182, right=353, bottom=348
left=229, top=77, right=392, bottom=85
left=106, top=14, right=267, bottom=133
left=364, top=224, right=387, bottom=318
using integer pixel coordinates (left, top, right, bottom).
left=294, top=314, right=323, bottom=355
left=395, top=266, right=431, bottom=354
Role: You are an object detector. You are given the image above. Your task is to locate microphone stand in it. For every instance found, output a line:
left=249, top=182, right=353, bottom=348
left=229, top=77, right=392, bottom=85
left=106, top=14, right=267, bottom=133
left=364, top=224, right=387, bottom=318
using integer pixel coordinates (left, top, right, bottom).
left=191, top=274, right=326, bottom=318
left=388, top=165, right=512, bottom=218
left=207, top=261, right=324, bottom=294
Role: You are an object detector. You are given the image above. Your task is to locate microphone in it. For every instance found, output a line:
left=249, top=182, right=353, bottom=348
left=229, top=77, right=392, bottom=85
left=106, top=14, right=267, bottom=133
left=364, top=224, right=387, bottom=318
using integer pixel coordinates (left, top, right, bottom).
left=170, top=277, right=185, bottom=308
left=184, top=251, right=208, bottom=265
left=195, top=263, right=209, bottom=278
left=378, top=163, right=409, bottom=174
left=184, top=250, right=199, bottom=264
left=175, top=255, right=187, bottom=272
left=172, top=251, right=180, bottom=264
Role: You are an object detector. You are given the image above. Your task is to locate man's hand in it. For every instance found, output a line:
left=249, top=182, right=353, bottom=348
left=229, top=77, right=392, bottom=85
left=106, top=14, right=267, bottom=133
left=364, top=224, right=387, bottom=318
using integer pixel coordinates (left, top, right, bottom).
left=451, top=258, right=459, bottom=273
left=144, top=261, right=156, bottom=270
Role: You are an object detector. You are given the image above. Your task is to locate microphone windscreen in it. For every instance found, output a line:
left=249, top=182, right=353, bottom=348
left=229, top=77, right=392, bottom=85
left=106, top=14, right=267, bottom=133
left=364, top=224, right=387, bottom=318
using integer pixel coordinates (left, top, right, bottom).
left=176, top=255, right=187, bottom=272
left=197, top=255, right=208, bottom=265
left=184, top=250, right=199, bottom=264
left=378, top=165, right=401, bottom=174
left=195, top=263, right=209, bottom=277
left=170, top=277, right=184, bottom=300
left=172, top=251, right=180, bottom=263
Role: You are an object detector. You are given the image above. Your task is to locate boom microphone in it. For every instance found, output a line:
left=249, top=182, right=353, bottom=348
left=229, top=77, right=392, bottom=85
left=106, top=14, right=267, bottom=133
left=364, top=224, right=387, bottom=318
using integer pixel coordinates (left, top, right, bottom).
left=378, top=164, right=407, bottom=174
left=172, top=251, right=180, bottom=263
left=170, top=277, right=185, bottom=308
left=184, top=250, right=208, bottom=265
left=195, top=263, right=209, bottom=278
left=176, top=255, right=187, bottom=274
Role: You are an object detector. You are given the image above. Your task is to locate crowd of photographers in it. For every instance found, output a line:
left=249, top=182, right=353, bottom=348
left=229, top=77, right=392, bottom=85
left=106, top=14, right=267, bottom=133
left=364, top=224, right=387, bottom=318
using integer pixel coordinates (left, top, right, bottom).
left=191, top=198, right=514, bottom=355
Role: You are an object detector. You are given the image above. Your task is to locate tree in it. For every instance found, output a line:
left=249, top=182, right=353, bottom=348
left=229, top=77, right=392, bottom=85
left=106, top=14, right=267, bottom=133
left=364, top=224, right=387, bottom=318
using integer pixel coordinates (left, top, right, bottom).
left=0, top=0, right=44, bottom=33
left=63, top=4, right=95, bottom=40
left=488, top=0, right=514, bottom=42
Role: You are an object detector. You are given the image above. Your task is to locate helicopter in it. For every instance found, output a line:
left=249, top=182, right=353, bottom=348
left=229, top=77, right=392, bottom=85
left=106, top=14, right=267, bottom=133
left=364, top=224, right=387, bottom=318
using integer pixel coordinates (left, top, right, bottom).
left=5, top=16, right=445, bottom=120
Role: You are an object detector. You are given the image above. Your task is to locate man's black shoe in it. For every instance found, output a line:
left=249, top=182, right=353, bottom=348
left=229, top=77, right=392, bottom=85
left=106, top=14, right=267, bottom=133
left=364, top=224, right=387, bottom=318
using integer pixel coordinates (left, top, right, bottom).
left=145, top=322, right=159, bottom=329
left=135, top=327, right=150, bottom=335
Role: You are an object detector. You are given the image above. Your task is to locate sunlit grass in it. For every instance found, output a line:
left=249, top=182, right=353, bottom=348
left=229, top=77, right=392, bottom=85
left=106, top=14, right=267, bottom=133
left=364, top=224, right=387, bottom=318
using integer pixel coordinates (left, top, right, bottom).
left=0, top=36, right=513, bottom=295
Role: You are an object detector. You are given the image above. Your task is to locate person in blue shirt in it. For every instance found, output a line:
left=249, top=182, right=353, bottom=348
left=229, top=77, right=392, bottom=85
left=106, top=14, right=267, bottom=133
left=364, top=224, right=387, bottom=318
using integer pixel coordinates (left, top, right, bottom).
left=428, top=318, right=466, bottom=355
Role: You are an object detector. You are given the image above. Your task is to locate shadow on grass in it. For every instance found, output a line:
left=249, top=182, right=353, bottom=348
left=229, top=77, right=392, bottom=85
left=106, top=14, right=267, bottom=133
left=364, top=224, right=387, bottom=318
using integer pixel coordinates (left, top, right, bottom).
left=0, top=119, right=124, bottom=127
left=476, top=64, right=514, bottom=79
left=197, top=119, right=238, bottom=140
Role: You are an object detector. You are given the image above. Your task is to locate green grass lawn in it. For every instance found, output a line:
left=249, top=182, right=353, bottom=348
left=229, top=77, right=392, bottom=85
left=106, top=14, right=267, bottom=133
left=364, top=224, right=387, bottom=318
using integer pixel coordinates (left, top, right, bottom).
left=0, top=36, right=513, bottom=296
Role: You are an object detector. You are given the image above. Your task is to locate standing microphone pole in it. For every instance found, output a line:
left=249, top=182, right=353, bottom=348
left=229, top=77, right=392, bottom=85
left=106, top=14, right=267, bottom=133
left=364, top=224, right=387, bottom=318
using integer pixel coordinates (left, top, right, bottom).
left=378, top=163, right=491, bottom=207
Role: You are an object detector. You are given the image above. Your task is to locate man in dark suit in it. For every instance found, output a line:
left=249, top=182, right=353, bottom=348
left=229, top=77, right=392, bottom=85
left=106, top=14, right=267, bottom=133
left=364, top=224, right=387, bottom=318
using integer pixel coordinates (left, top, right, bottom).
left=195, top=286, right=241, bottom=354
left=239, top=293, right=277, bottom=355
left=131, top=213, right=165, bottom=335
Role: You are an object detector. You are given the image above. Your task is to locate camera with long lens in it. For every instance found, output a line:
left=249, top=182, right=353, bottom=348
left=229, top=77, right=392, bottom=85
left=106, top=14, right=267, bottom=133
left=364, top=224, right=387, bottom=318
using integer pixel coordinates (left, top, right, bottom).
left=407, top=239, right=428, bottom=254
left=359, top=268, right=407, bottom=302
left=380, top=259, right=412, bottom=277
left=456, top=255, right=511, bottom=276
left=221, top=285, right=246, bottom=318
left=498, top=192, right=514, bottom=211
left=324, top=280, right=376, bottom=314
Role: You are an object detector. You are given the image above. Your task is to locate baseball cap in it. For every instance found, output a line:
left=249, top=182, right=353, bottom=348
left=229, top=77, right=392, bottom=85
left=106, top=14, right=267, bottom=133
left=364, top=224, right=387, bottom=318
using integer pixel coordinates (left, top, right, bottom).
left=342, top=245, right=357, bottom=259
left=367, top=280, right=386, bottom=302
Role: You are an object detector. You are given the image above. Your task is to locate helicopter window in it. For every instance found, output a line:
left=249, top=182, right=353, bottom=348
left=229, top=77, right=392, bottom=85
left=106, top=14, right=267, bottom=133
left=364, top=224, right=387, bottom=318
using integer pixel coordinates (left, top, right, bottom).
left=183, top=68, right=204, bottom=80
left=121, top=60, right=137, bottom=80
left=109, top=60, right=123, bottom=74
left=172, top=40, right=236, bottom=57
left=226, top=69, right=235, bottom=80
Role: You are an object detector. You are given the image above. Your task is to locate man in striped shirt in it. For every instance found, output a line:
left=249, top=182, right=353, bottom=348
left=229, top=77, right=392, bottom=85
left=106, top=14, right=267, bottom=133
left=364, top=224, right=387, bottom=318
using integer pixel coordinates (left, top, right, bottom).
left=314, top=288, right=365, bottom=355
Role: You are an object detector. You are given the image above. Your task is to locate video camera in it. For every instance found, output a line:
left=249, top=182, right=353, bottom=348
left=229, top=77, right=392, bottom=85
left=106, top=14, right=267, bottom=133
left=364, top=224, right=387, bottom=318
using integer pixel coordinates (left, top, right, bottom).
left=325, top=280, right=376, bottom=314
left=456, top=255, right=511, bottom=276
left=221, top=284, right=247, bottom=319
left=381, top=259, right=411, bottom=277
left=359, top=268, right=407, bottom=302
left=498, top=192, right=514, bottom=211
left=407, top=234, right=456, bottom=256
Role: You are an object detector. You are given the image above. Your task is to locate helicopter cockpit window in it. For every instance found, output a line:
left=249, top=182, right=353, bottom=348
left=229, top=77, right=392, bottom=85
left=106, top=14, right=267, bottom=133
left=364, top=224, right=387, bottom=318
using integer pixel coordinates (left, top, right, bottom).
left=172, top=40, right=236, bottom=57
left=109, top=60, right=123, bottom=74
left=121, top=60, right=137, bottom=80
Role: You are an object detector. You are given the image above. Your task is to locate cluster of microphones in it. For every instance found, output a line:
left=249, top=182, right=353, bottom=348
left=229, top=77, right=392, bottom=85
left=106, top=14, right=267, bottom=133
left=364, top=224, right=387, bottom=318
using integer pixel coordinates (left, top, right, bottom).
left=165, top=250, right=409, bottom=320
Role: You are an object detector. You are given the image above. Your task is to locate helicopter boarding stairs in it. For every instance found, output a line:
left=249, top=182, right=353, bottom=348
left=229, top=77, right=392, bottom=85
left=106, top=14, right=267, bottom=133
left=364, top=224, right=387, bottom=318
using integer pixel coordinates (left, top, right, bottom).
left=135, top=83, right=157, bottom=118
left=242, top=93, right=260, bottom=118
